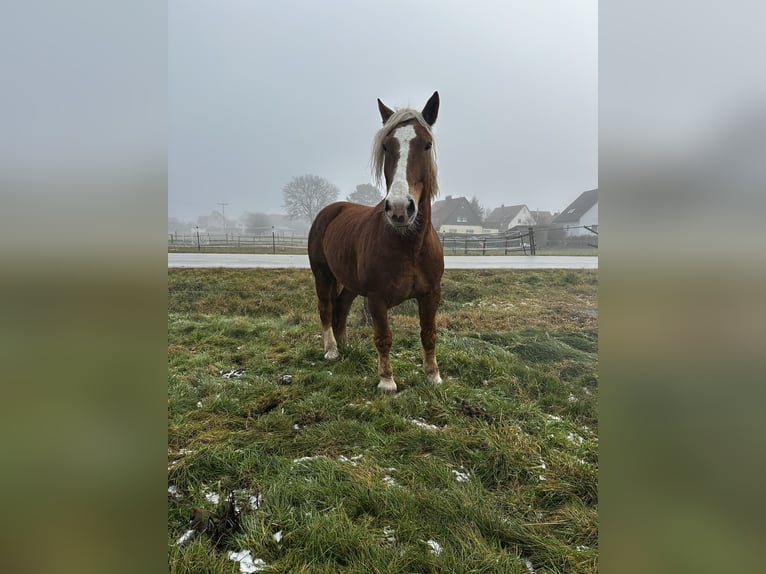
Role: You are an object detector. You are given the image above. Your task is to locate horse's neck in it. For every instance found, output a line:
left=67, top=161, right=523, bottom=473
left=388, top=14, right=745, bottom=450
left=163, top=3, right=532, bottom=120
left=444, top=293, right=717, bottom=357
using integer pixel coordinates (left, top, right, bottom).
left=409, top=191, right=435, bottom=252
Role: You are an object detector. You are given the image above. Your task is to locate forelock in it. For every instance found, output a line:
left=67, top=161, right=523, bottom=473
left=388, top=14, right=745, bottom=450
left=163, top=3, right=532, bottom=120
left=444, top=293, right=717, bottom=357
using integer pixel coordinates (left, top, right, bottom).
left=370, top=109, right=437, bottom=195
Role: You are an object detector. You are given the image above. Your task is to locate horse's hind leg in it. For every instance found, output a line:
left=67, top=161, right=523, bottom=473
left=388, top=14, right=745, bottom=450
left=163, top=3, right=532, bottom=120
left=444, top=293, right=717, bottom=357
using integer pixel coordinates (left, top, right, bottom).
left=312, top=266, right=339, bottom=360
left=417, top=291, right=443, bottom=385
left=332, top=288, right=357, bottom=345
left=368, top=296, right=396, bottom=394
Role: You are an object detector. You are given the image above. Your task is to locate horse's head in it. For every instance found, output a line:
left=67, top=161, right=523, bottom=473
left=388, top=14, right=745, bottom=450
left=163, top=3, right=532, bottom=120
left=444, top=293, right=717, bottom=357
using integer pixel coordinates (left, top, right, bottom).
left=373, top=91, right=439, bottom=231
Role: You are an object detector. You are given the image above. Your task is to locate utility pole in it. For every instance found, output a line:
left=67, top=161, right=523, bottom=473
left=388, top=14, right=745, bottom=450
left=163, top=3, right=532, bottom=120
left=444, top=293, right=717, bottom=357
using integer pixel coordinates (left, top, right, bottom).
left=217, top=202, right=228, bottom=234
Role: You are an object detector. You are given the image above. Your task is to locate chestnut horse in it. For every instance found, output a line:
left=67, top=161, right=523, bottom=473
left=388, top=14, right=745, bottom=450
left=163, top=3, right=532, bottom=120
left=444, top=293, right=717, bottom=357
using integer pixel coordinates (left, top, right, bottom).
left=308, top=91, right=444, bottom=394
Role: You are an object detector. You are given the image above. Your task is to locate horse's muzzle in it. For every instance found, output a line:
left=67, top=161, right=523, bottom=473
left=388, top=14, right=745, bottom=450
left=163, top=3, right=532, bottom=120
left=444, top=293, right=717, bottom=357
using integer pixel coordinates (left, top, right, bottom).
left=384, top=197, right=417, bottom=228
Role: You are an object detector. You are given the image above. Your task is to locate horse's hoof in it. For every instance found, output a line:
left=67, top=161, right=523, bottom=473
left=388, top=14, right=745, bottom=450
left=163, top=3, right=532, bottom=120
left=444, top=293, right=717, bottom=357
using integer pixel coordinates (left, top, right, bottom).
left=427, top=372, right=443, bottom=385
left=324, top=349, right=339, bottom=361
left=377, top=378, right=397, bottom=394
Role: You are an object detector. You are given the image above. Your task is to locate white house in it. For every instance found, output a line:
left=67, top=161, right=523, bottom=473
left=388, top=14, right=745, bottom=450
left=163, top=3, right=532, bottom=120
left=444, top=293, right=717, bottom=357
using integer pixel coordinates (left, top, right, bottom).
left=483, top=204, right=536, bottom=234
left=552, top=189, right=598, bottom=237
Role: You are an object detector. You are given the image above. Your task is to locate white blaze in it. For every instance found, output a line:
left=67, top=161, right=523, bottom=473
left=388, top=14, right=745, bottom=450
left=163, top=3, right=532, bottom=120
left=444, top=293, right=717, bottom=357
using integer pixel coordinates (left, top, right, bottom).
left=388, top=125, right=416, bottom=201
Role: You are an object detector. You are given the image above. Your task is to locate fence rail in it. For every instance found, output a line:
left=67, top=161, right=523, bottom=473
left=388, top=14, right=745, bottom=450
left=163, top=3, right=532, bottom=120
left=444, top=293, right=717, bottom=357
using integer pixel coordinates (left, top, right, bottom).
left=168, top=225, right=597, bottom=254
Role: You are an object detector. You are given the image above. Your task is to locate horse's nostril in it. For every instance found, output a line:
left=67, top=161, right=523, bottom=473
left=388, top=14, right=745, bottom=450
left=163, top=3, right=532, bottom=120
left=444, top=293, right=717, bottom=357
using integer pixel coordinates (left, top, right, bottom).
left=407, top=199, right=415, bottom=217
left=384, top=200, right=392, bottom=213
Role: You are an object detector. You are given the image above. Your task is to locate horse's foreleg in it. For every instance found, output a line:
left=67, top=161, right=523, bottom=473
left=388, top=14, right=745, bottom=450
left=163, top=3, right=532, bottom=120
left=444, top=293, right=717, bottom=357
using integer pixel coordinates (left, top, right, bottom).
left=417, top=292, right=442, bottom=385
left=368, top=297, right=396, bottom=393
left=313, top=268, right=339, bottom=360
left=332, top=288, right=357, bottom=345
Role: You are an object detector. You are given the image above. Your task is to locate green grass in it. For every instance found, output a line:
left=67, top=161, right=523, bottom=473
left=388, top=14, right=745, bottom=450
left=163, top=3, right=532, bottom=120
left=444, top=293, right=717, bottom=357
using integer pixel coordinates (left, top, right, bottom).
left=168, top=269, right=598, bottom=573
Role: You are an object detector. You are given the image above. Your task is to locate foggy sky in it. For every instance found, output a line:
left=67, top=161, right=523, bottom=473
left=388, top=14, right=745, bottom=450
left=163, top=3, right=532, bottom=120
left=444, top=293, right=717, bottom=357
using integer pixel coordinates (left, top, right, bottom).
left=169, top=0, right=597, bottom=223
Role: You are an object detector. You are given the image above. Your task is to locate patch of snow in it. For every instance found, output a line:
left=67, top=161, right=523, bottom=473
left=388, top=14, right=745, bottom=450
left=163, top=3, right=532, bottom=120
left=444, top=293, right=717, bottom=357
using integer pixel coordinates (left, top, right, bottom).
left=383, top=526, right=396, bottom=543
left=176, top=529, right=195, bottom=545
left=196, top=401, right=203, bottom=408
left=451, top=468, right=471, bottom=482
left=408, top=418, right=441, bottom=430
left=348, top=400, right=372, bottom=407
left=204, top=492, right=220, bottom=504
left=576, top=545, right=590, bottom=552
left=382, top=475, right=397, bottom=486
left=220, top=369, right=245, bottom=379
left=168, top=485, right=181, bottom=498
left=545, top=414, right=562, bottom=422
left=538, top=475, right=546, bottom=481
left=228, top=549, right=266, bottom=573
left=566, top=432, right=584, bottom=445
left=425, top=539, right=442, bottom=555
left=293, top=424, right=302, bottom=430
left=248, top=494, right=263, bottom=510
left=179, top=448, right=195, bottom=455
left=567, top=394, right=577, bottom=403
left=273, top=530, right=283, bottom=543
left=524, top=558, right=536, bottom=573
left=338, top=454, right=363, bottom=466
left=292, top=455, right=324, bottom=463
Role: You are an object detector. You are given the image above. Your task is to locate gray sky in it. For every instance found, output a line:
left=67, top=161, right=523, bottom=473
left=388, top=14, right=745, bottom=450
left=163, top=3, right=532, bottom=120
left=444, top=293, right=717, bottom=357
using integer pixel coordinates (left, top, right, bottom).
left=169, top=0, right=597, bottom=223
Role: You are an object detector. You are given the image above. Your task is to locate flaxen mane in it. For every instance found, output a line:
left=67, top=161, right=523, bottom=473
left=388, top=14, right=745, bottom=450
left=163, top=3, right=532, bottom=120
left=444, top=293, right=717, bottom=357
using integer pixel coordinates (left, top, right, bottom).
left=371, top=108, right=439, bottom=197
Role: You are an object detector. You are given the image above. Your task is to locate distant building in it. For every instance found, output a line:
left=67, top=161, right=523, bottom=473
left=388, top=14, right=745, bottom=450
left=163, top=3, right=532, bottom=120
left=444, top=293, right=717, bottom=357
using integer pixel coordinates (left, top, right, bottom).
left=552, top=189, right=598, bottom=236
left=431, top=195, right=484, bottom=235
left=483, top=204, right=536, bottom=233
left=197, top=210, right=227, bottom=232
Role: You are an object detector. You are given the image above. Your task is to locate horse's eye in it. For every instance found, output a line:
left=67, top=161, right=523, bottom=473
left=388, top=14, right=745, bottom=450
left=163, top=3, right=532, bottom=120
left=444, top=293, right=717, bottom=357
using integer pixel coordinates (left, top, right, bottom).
left=424, top=142, right=432, bottom=151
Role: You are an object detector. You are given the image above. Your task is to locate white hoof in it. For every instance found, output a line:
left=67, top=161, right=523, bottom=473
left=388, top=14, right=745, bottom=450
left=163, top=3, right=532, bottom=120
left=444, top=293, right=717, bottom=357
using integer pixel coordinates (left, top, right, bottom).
left=427, top=372, right=443, bottom=385
left=324, top=349, right=339, bottom=360
left=377, top=378, right=397, bottom=394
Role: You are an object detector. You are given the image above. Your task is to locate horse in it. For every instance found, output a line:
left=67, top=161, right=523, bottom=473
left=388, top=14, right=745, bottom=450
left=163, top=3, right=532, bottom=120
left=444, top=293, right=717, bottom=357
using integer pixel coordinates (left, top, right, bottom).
left=308, top=91, right=444, bottom=394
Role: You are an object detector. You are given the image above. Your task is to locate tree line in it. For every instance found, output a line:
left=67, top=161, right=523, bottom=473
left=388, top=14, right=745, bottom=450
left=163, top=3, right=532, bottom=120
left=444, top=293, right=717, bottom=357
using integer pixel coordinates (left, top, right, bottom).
left=282, top=175, right=382, bottom=221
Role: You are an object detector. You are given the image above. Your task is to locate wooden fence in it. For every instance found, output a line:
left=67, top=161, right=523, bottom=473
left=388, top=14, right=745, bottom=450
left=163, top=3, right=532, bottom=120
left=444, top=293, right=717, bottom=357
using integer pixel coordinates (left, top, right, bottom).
left=168, top=225, right=597, bottom=254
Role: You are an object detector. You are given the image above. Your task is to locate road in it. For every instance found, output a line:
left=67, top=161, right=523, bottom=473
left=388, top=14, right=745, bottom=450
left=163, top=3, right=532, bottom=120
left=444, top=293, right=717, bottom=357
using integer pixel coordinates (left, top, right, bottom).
left=168, top=253, right=597, bottom=269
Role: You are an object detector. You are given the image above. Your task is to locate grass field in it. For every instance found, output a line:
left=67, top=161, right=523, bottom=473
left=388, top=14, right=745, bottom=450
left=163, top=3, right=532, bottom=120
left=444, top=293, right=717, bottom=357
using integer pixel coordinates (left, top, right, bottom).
left=168, top=268, right=598, bottom=573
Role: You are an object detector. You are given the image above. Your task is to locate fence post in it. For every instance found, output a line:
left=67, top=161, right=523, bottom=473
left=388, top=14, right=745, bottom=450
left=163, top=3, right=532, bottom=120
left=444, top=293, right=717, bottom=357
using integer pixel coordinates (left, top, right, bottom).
left=464, top=233, right=468, bottom=255
left=529, top=226, right=536, bottom=255
left=272, top=226, right=276, bottom=254
left=504, top=234, right=508, bottom=255
left=482, top=238, right=486, bottom=255
left=195, top=226, right=201, bottom=251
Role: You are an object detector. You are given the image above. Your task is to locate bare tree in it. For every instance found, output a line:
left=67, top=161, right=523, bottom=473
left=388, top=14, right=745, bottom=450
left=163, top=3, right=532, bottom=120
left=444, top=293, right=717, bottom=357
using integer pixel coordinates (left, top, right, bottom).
left=346, top=184, right=382, bottom=205
left=282, top=174, right=340, bottom=221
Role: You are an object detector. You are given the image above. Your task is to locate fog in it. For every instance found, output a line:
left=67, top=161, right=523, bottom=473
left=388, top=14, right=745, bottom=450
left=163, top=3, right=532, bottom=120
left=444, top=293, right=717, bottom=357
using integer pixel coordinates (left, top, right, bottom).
left=169, top=0, right=597, bottom=225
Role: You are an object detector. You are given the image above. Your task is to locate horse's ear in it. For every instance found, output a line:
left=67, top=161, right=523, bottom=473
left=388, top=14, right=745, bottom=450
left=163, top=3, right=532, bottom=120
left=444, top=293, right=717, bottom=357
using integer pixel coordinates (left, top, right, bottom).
left=421, top=91, right=439, bottom=126
left=378, top=99, right=395, bottom=124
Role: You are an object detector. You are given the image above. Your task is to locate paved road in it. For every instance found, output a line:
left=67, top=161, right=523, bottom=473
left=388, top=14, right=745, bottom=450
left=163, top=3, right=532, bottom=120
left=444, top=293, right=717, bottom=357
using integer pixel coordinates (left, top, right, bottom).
left=168, top=253, right=597, bottom=269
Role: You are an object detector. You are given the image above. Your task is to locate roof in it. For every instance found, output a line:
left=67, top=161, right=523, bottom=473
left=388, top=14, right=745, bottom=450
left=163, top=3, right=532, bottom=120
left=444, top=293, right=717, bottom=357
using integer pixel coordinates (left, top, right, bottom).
left=431, top=196, right=483, bottom=228
left=485, top=204, right=527, bottom=224
left=552, top=189, right=598, bottom=224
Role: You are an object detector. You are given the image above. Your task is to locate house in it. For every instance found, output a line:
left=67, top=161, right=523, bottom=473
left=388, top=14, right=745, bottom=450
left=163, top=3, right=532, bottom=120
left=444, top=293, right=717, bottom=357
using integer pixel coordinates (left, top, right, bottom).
left=552, top=189, right=598, bottom=236
left=197, top=211, right=227, bottom=232
left=483, top=204, right=536, bottom=233
left=431, top=195, right=484, bottom=235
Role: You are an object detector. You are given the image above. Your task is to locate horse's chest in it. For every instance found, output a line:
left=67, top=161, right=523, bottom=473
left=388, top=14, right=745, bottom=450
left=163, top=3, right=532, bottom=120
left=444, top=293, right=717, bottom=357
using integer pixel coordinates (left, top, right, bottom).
left=379, top=268, right=435, bottom=304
